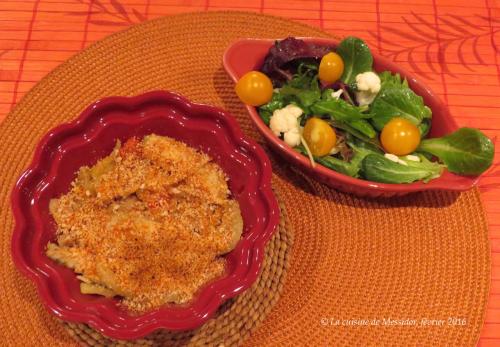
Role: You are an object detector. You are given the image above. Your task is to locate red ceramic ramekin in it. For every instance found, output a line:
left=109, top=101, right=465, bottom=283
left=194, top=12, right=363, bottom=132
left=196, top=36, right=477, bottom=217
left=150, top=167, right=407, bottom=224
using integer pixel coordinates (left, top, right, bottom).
left=11, top=91, right=279, bottom=339
left=223, top=37, right=480, bottom=197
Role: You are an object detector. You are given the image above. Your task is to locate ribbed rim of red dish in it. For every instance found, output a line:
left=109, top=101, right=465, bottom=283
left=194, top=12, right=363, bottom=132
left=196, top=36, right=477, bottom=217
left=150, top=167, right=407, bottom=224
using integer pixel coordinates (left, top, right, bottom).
left=10, top=91, right=280, bottom=339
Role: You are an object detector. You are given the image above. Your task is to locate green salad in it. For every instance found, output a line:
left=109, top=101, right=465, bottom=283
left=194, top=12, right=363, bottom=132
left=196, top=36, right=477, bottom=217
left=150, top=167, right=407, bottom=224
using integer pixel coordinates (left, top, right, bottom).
left=234, top=36, right=494, bottom=184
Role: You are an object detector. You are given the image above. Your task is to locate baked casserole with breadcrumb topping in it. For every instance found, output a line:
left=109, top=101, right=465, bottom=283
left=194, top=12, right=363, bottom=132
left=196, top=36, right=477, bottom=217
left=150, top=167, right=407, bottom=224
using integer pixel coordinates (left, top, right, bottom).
left=46, top=134, right=243, bottom=312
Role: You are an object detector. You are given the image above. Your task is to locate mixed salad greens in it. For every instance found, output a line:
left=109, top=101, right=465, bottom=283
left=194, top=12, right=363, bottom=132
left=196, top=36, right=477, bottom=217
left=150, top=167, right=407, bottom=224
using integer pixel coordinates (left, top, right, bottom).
left=234, top=37, right=494, bottom=184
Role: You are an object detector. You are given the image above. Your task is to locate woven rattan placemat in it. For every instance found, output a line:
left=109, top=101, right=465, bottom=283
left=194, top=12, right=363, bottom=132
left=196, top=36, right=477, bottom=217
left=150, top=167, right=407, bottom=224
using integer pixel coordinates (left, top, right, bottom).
left=0, top=11, right=490, bottom=346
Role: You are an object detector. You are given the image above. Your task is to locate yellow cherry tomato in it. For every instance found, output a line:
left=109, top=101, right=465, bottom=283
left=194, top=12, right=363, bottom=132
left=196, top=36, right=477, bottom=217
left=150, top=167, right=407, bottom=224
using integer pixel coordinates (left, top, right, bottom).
left=380, top=117, right=421, bottom=156
left=235, top=71, right=273, bottom=106
left=302, top=117, right=337, bottom=157
left=318, top=52, right=344, bottom=83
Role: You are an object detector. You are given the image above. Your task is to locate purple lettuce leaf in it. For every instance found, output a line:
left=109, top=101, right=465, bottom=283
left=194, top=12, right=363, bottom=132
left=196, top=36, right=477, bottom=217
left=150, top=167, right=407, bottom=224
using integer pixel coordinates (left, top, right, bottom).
left=260, top=37, right=333, bottom=86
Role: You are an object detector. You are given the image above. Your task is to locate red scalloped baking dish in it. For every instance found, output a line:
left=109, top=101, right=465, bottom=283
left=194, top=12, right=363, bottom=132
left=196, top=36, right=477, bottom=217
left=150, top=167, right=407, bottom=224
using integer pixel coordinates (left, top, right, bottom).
left=10, top=91, right=279, bottom=339
left=223, top=38, right=480, bottom=197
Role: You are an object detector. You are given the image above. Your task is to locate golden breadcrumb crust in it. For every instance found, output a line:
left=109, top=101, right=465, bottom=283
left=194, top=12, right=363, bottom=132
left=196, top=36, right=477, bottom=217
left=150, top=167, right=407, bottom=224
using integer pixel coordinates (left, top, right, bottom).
left=47, top=135, right=243, bottom=312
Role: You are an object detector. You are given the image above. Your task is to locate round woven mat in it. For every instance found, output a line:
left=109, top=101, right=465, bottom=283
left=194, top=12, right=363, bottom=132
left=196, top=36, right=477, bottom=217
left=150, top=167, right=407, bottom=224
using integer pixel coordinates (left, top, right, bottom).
left=0, top=11, right=490, bottom=347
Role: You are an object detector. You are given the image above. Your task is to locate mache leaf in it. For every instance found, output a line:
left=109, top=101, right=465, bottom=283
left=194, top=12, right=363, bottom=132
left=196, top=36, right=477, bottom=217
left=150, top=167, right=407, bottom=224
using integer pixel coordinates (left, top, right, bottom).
left=311, top=98, right=372, bottom=121
left=336, top=37, right=373, bottom=84
left=370, top=73, right=432, bottom=130
left=347, top=119, right=377, bottom=139
left=312, top=98, right=376, bottom=138
left=378, top=71, right=408, bottom=87
left=418, top=127, right=494, bottom=175
left=279, top=65, right=321, bottom=111
left=321, top=88, right=336, bottom=100
left=346, top=139, right=382, bottom=172
left=361, top=153, right=443, bottom=183
left=315, top=140, right=375, bottom=177
left=296, top=137, right=377, bottom=178
left=316, top=155, right=360, bottom=177
left=281, top=82, right=320, bottom=111
left=329, top=120, right=381, bottom=148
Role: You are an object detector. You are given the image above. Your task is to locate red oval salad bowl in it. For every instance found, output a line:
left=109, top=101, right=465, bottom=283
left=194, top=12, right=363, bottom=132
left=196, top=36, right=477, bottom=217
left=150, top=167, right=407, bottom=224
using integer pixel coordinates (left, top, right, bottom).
left=10, top=91, right=279, bottom=339
left=223, top=38, right=481, bottom=197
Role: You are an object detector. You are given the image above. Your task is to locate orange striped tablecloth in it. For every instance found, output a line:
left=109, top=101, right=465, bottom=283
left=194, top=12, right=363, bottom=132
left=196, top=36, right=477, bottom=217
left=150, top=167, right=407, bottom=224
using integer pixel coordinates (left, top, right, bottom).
left=0, top=1, right=499, bottom=345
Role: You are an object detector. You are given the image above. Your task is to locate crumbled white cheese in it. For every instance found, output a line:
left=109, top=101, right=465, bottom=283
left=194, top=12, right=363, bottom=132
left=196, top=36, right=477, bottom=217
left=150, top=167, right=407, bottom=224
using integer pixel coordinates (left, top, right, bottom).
left=284, top=104, right=303, bottom=117
left=356, top=71, right=381, bottom=93
left=269, top=104, right=303, bottom=147
left=329, top=146, right=340, bottom=155
left=331, top=89, right=343, bottom=99
left=283, top=127, right=301, bottom=147
left=355, top=71, right=381, bottom=106
left=356, top=91, right=377, bottom=107
left=384, top=153, right=399, bottom=162
left=405, top=154, right=421, bottom=162
left=384, top=153, right=408, bottom=166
